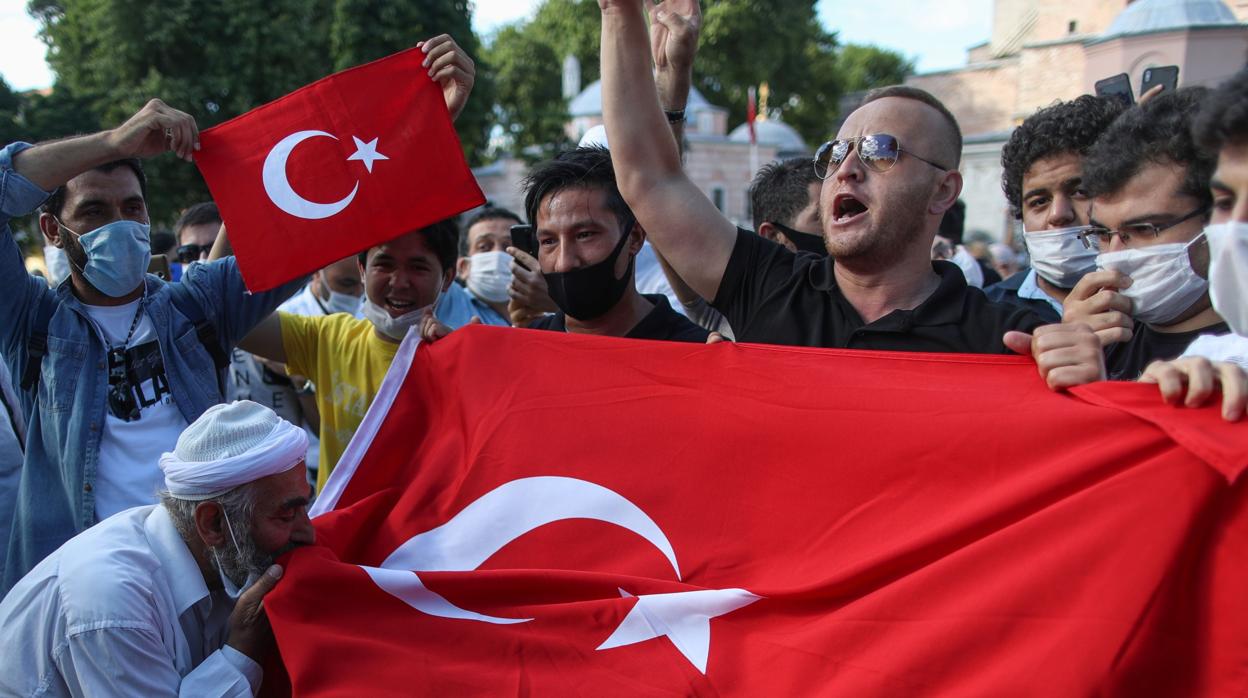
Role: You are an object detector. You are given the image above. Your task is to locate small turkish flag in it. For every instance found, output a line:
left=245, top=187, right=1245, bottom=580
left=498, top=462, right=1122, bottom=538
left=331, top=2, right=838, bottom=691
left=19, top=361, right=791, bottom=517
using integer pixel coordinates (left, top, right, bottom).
left=194, top=46, right=484, bottom=292
left=263, top=327, right=1248, bottom=696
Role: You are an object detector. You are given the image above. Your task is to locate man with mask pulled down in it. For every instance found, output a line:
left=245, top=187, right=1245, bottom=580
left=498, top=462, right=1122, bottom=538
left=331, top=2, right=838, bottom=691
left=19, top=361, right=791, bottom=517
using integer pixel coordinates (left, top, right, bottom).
left=513, top=146, right=707, bottom=342
left=986, top=96, right=1125, bottom=323
left=1063, top=88, right=1228, bottom=381
left=0, top=101, right=306, bottom=591
left=0, top=400, right=313, bottom=696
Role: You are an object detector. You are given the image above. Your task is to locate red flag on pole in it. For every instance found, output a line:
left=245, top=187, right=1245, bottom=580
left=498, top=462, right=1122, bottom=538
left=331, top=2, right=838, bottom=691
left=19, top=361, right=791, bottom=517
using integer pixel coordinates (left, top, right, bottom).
left=267, top=327, right=1248, bottom=696
left=746, top=85, right=757, bottom=145
left=194, top=46, right=485, bottom=292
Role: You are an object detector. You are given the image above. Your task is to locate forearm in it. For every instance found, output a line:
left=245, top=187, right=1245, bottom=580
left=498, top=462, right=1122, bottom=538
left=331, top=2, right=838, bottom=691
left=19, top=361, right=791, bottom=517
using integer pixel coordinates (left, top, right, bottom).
left=656, top=65, right=691, bottom=154
left=207, top=223, right=232, bottom=261
left=601, top=2, right=684, bottom=190
left=10, top=132, right=122, bottom=193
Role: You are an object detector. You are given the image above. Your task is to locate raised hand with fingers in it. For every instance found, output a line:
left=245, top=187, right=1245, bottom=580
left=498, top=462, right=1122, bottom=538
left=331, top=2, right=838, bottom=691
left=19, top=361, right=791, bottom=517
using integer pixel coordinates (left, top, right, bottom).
left=106, top=98, right=201, bottom=162
left=506, top=246, right=559, bottom=325
left=1140, top=356, right=1247, bottom=422
left=650, top=0, right=702, bottom=75
left=1061, top=270, right=1135, bottom=347
left=419, top=34, right=476, bottom=121
left=1004, top=323, right=1106, bottom=391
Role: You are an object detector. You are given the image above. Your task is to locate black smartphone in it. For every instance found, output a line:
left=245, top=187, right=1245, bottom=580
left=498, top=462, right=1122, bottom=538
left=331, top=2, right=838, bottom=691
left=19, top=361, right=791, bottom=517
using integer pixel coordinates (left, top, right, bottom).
left=1094, top=73, right=1135, bottom=109
left=1141, top=65, right=1179, bottom=96
left=509, top=224, right=537, bottom=262
left=146, top=255, right=172, bottom=281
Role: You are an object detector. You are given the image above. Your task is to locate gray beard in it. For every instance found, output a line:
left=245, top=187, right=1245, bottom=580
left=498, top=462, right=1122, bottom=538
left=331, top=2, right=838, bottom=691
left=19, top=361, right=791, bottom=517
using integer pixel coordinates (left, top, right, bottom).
left=211, top=530, right=270, bottom=588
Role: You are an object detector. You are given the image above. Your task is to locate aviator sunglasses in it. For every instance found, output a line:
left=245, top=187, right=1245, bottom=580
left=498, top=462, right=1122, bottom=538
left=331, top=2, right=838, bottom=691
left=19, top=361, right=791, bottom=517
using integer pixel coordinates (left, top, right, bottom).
left=813, top=134, right=952, bottom=179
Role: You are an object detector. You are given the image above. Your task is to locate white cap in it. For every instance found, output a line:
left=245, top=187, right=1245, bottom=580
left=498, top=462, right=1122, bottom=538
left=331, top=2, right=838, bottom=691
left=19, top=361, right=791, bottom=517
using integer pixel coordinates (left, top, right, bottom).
left=578, top=124, right=609, bottom=149
left=159, top=400, right=308, bottom=500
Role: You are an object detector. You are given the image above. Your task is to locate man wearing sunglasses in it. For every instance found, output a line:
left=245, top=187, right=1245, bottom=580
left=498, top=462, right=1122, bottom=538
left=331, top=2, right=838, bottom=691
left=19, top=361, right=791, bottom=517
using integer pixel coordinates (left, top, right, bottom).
left=596, top=0, right=1102, bottom=389
left=988, top=96, right=1126, bottom=323
left=174, top=201, right=221, bottom=265
left=1063, top=88, right=1229, bottom=381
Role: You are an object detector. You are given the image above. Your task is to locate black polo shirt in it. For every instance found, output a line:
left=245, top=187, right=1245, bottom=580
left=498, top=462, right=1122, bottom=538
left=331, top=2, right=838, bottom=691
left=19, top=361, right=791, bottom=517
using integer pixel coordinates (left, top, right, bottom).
left=1105, top=320, right=1231, bottom=380
left=712, top=229, right=1045, bottom=353
left=528, top=294, right=710, bottom=343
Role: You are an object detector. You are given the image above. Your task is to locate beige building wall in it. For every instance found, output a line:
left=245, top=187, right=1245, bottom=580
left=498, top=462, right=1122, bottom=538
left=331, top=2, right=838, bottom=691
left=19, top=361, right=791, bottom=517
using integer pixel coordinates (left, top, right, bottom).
left=1016, top=39, right=1089, bottom=116
left=1181, top=29, right=1248, bottom=87
left=1085, top=28, right=1248, bottom=93
left=907, top=59, right=1021, bottom=136
left=684, top=140, right=779, bottom=227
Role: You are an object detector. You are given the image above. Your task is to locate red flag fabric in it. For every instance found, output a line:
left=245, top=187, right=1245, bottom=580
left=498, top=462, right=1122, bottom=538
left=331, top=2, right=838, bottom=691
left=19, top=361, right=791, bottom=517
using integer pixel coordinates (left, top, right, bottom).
left=194, top=46, right=484, bottom=291
left=267, top=327, right=1248, bottom=696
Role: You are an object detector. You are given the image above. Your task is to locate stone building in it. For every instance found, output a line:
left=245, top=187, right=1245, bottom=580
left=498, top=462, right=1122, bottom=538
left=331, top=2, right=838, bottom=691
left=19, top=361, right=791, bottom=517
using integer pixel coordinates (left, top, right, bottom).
left=906, top=0, right=1248, bottom=243
left=474, top=73, right=809, bottom=228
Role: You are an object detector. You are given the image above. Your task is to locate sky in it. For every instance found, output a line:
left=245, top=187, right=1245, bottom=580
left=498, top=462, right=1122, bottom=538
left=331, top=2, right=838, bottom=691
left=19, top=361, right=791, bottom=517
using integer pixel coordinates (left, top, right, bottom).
left=0, top=0, right=994, bottom=91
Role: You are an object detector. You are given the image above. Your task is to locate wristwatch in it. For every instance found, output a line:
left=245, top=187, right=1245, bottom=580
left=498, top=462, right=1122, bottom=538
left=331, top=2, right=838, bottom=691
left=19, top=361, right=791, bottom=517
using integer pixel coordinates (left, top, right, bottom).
left=664, top=108, right=686, bottom=124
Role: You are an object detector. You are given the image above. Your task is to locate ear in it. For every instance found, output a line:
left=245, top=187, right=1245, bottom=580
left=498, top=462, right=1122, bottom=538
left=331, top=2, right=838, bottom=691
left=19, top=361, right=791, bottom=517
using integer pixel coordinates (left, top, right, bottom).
left=929, top=171, right=963, bottom=217
left=456, top=256, right=470, bottom=281
left=441, top=266, right=456, bottom=292
left=39, top=212, right=64, bottom=249
left=757, top=222, right=780, bottom=242
left=193, top=501, right=228, bottom=548
left=628, top=223, right=646, bottom=256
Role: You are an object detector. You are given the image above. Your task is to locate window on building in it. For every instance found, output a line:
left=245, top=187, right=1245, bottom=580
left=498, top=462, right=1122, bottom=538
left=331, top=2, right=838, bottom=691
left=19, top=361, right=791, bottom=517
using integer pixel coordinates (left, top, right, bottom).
left=1068, top=20, right=1077, bottom=34
left=743, top=188, right=752, bottom=222
left=712, top=187, right=725, bottom=212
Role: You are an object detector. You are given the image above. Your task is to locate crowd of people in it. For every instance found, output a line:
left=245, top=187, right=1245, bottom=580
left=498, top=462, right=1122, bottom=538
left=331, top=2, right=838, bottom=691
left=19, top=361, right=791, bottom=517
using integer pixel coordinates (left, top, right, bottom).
left=0, top=0, right=1244, bottom=694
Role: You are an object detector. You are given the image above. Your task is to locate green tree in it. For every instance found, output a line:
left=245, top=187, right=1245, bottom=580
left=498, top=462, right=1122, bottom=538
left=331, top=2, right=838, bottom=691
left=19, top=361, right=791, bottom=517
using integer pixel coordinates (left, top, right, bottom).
left=486, top=24, right=570, bottom=156
left=836, top=44, right=915, bottom=94
left=0, top=78, right=21, bottom=146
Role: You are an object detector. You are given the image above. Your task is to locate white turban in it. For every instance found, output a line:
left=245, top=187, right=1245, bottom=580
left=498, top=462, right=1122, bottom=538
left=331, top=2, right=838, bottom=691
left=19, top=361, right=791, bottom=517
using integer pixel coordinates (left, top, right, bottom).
left=159, top=400, right=308, bottom=501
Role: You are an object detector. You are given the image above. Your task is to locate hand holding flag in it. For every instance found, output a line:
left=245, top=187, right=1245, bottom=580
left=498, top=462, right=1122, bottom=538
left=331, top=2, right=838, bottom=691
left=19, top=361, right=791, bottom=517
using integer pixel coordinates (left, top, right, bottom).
left=195, top=37, right=485, bottom=292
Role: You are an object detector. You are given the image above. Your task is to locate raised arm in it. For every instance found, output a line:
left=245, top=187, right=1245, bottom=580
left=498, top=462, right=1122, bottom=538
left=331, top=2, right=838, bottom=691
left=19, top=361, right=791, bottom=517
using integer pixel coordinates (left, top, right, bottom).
left=600, top=0, right=736, bottom=301
left=12, top=99, right=198, bottom=192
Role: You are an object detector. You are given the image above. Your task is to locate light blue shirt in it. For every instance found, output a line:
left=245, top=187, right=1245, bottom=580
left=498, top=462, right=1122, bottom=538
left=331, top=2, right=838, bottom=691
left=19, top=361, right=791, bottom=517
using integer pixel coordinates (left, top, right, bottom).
left=0, top=505, right=261, bottom=696
left=436, top=281, right=510, bottom=328
left=1015, top=269, right=1064, bottom=319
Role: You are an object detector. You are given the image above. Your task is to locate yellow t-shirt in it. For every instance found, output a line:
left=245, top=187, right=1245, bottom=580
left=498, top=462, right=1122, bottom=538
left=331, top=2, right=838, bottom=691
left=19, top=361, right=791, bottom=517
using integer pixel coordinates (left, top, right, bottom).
left=279, top=312, right=399, bottom=492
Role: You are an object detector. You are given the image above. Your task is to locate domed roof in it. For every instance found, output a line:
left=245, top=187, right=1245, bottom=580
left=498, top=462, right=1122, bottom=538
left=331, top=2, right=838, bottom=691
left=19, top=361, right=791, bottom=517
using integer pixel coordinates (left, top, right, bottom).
left=568, top=80, right=716, bottom=118
left=728, top=119, right=807, bottom=153
left=1100, top=0, right=1240, bottom=41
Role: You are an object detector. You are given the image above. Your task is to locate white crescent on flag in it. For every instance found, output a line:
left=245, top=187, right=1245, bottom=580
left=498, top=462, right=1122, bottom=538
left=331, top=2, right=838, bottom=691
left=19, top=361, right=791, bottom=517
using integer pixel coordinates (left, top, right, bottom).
left=262, top=131, right=388, bottom=220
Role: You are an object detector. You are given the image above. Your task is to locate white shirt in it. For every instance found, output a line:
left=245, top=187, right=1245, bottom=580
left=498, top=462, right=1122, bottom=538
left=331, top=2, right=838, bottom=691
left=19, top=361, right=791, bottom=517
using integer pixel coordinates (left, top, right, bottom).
left=633, top=242, right=688, bottom=317
left=1180, top=332, right=1248, bottom=369
left=84, top=299, right=189, bottom=519
left=0, top=505, right=261, bottom=697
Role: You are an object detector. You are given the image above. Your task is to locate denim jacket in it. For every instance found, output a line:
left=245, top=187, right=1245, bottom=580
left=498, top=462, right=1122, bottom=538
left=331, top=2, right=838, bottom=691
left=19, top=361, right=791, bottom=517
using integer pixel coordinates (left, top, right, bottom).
left=0, top=142, right=306, bottom=591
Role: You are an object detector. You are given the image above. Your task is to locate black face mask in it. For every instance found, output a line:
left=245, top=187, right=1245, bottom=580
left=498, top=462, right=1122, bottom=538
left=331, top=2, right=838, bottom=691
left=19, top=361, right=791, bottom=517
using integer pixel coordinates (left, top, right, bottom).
left=771, top=221, right=827, bottom=256
left=543, top=222, right=636, bottom=321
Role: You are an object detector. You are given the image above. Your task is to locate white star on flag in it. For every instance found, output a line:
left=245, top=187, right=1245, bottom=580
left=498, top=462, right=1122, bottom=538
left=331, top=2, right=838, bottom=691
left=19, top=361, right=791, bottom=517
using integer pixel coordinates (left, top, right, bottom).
left=597, top=587, right=762, bottom=674
left=347, top=136, right=389, bottom=173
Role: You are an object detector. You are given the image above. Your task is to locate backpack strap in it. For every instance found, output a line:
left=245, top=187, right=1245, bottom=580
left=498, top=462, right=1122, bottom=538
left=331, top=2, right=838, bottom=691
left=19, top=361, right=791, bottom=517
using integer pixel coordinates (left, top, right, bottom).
left=19, top=297, right=56, bottom=393
left=167, top=283, right=229, bottom=393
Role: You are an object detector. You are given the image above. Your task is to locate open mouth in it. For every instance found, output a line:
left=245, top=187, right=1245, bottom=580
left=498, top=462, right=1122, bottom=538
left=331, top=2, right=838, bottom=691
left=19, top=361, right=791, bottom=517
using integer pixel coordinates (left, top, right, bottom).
left=384, top=298, right=417, bottom=315
left=833, top=193, right=869, bottom=223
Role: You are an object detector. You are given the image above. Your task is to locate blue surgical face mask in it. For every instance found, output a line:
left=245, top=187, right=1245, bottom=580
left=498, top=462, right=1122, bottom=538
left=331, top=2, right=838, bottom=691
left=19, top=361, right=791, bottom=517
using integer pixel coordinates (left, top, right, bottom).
left=58, top=218, right=152, bottom=297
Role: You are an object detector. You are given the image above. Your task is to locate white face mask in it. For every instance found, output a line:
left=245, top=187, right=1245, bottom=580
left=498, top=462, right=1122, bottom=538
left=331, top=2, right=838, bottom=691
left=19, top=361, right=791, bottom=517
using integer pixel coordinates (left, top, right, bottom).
left=213, top=510, right=261, bottom=601
left=1205, top=221, right=1248, bottom=336
left=361, top=285, right=443, bottom=341
left=1096, top=234, right=1209, bottom=326
left=466, top=251, right=513, bottom=304
left=951, top=246, right=983, bottom=288
left=319, top=272, right=362, bottom=315
left=1023, top=225, right=1098, bottom=289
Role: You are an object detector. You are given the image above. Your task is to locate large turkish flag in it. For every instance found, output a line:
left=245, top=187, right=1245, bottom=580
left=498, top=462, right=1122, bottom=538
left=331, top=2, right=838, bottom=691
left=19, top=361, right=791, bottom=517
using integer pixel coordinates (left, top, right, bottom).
left=265, top=327, right=1248, bottom=696
left=194, top=46, right=484, bottom=291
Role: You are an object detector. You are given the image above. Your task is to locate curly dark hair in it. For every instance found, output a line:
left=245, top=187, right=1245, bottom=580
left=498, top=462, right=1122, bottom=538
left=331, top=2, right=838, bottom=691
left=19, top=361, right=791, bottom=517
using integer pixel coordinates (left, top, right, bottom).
left=1001, top=95, right=1125, bottom=219
left=1193, top=68, right=1248, bottom=152
left=523, top=146, right=633, bottom=234
left=1083, top=87, right=1215, bottom=208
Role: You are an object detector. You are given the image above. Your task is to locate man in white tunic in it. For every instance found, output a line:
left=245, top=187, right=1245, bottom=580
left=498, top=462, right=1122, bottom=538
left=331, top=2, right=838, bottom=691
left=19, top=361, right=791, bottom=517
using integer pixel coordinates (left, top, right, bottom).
left=0, top=400, right=314, bottom=696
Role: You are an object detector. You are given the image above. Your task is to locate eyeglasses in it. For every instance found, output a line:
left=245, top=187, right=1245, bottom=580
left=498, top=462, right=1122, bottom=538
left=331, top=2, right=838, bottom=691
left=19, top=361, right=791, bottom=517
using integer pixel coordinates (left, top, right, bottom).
left=176, top=243, right=210, bottom=263
left=813, top=134, right=952, bottom=179
left=1076, top=205, right=1211, bottom=248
